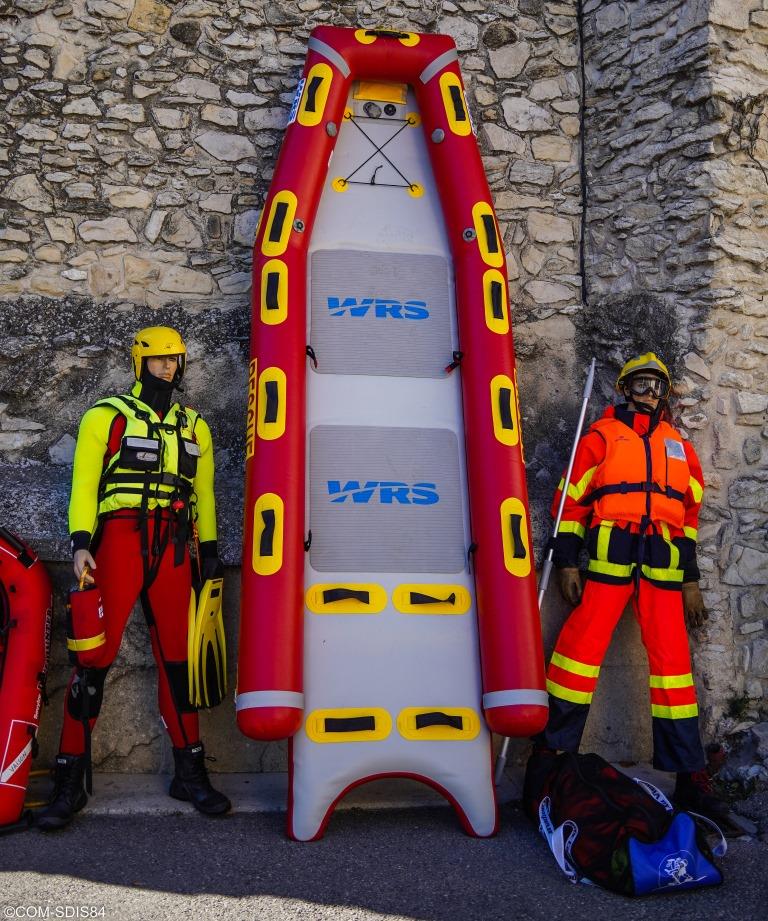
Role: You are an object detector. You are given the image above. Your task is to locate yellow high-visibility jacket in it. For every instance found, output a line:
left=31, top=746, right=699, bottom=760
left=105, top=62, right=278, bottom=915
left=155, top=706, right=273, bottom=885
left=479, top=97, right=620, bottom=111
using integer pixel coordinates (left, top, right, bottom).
left=69, top=382, right=217, bottom=546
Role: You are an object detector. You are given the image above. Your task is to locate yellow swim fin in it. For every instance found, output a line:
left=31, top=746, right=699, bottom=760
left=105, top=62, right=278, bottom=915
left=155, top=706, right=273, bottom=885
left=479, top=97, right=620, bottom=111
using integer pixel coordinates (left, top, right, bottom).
left=188, top=577, right=227, bottom=708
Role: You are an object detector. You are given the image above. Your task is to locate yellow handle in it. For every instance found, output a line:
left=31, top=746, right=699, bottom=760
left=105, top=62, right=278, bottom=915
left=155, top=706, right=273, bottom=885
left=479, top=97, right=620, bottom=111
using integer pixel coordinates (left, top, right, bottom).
left=79, top=564, right=90, bottom=591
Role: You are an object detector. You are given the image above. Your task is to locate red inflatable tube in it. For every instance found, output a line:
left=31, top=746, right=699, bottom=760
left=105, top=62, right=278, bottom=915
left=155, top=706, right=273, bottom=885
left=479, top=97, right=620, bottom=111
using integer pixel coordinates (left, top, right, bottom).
left=237, top=25, right=547, bottom=741
left=0, top=527, right=52, bottom=827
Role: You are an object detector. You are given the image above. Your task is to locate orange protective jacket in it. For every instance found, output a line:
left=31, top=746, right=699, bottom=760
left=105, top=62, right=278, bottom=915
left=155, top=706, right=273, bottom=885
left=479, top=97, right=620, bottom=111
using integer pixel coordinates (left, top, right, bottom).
left=551, top=405, right=703, bottom=583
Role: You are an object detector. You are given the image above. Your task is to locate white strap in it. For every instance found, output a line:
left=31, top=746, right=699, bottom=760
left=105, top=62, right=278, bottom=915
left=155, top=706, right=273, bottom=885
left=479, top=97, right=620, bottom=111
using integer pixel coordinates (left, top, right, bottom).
left=538, top=798, right=581, bottom=883
left=688, top=810, right=728, bottom=857
left=632, top=777, right=674, bottom=812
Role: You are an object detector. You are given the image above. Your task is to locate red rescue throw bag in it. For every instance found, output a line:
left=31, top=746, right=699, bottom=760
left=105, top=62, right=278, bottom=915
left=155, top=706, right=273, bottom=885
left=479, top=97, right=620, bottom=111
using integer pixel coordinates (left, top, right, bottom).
left=66, top=566, right=107, bottom=668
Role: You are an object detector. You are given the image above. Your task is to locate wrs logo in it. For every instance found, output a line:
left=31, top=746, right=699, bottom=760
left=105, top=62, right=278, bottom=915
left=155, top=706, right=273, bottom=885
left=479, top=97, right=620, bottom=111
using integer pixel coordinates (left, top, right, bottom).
left=327, top=481, right=439, bottom=505
left=327, top=297, right=430, bottom=320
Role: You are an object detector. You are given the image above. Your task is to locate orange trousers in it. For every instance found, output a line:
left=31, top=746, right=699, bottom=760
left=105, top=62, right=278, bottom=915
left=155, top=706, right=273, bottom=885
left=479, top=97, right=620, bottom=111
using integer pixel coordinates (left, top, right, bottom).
left=540, top=577, right=706, bottom=772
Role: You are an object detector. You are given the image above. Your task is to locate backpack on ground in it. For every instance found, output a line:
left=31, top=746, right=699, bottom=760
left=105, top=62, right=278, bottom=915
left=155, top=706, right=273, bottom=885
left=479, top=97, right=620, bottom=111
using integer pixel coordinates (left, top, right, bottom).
left=522, top=750, right=726, bottom=896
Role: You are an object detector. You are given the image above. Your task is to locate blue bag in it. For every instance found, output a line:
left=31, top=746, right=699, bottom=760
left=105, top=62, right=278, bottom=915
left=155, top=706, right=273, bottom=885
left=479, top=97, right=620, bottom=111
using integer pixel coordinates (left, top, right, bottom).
left=629, top=810, right=725, bottom=894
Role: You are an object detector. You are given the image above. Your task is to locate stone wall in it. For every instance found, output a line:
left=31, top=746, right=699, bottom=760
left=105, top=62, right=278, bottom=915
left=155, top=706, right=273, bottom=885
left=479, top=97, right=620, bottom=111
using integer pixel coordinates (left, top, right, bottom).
left=580, top=0, right=768, bottom=744
left=1, top=0, right=765, bottom=775
left=0, top=0, right=588, bottom=772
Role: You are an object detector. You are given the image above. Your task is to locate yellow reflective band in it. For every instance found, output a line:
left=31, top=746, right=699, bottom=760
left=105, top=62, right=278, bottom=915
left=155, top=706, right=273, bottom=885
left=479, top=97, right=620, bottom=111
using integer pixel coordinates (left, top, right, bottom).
left=641, top=564, right=684, bottom=583
left=556, top=521, right=586, bottom=540
left=660, top=522, right=670, bottom=540
left=546, top=679, right=593, bottom=705
left=298, top=63, right=332, bottom=127
left=483, top=268, right=509, bottom=335
left=439, top=72, right=472, bottom=137
left=397, top=707, right=480, bottom=741
left=305, top=708, right=392, bottom=743
left=500, top=497, right=531, bottom=577
left=305, top=583, right=387, bottom=615
left=651, top=703, right=699, bottom=719
left=260, top=259, right=288, bottom=326
left=261, top=190, right=297, bottom=258
left=245, top=358, right=257, bottom=461
left=490, top=374, right=519, bottom=447
left=66, top=633, right=106, bottom=652
left=596, top=520, right=614, bottom=562
left=649, top=673, right=694, bottom=689
left=256, top=367, right=286, bottom=442
left=392, top=584, right=471, bottom=615
left=684, top=526, right=698, bottom=541
left=587, top=559, right=635, bottom=578
left=471, top=201, right=503, bottom=267
left=551, top=651, right=600, bottom=679
left=688, top=476, right=703, bottom=503
left=398, top=32, right=420, bottom=46
left=252, top=493, right=283, bottom=576
left=559, top=465, right=597, bottom=503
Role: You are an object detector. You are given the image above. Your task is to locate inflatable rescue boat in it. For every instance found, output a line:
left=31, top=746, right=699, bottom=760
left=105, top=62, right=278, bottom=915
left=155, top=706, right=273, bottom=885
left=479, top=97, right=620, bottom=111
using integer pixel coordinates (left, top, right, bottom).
left=0, top=527, right=52, bottom=828
left=238, top=25, right=547, bottom=840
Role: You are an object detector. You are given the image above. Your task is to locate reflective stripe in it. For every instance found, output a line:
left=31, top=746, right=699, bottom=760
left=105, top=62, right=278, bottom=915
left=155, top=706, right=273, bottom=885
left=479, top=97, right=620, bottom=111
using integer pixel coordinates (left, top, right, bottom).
left=551, top=651, right=600, bottom=679
left=419, top=48, right=459, bottom=84
left=558, top=465, right=597, bottom=503
left=587, top=559, right=635, bottom=578
left=66, top=633, right=106, bottom=652
left=684, top=526, right=698, bottom=541
left=307, top=37, right=351, bottom=77
left=482, top=689, right=549, bottom=709
left=688, top=476, right=703, bottom=503
left=649, top=673, right=694, bottom=689
left=557, top=521, right=586, bottom=540
left=641, top=564, right=684, bottom=583
left=546, top=679, right=593, bottom=705
left=651, top=703, right=699, bottom=719
left=596, top=520, right=614, bottom=561
left=235, top=690, right=304, bottom=712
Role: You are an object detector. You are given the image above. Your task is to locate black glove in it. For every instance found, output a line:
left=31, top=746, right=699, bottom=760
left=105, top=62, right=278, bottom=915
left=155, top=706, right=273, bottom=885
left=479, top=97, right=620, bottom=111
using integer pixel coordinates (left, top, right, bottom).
left=199, top=540, right=224, bottom=581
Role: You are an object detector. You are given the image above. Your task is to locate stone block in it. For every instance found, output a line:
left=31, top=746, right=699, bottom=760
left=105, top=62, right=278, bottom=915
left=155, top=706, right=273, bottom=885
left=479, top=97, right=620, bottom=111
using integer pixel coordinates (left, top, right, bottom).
left=531, top=134, right=572, bottom=162
left=489, top=41, right=531, bottom=79
left=735, top=392, right=768, bottom=414
left=152, top=107, right=188, bottom=129
left=480, top=124, right=526, bottom=155
left=502, top=97, right=553, bottom=132
left=128, top=0, right=172, bottom=34
left=439, top=16, right=479, bottom=51
left=194, top=130, right=257, bottom=161
left=683, top=351, right=711, bottom=380
left=48, top=434, right=76, bottom=465
left=232, top=209, right=260, bottom=247
left=524, top=280, right=574, bottom=303
left=78, top=218, right=137, bottom=243
left=161, top=212, right=203, bottom=249
left=103, top=185, right=153, bottom=209
left=88, top=257, right=125, bottom=298
left=201, top=105, right=238, bottom=127
left=170, top=76, right=220, bottom=100
left=711, top=0, right=755, bottom=30
left=1, top=173, right=53, bottom=213
left=200, top=193, right=233, bottom=214
left=527, top=211, right=574, bottom=243
left=158, top=265, right=214, bottom=294
left=143, top=209, right=167, bottom=244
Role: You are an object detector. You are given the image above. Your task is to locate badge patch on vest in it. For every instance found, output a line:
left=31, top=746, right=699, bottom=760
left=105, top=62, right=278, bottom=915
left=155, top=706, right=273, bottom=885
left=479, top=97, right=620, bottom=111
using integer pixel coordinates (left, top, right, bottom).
left=665, top=439, right=686, bottom=461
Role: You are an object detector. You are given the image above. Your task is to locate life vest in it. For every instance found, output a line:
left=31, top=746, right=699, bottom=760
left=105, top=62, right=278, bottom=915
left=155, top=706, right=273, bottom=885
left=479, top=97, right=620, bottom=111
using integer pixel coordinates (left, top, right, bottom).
left=94, top=395, right=202, bottom=518
left=582, top=417, right=690, bottom=528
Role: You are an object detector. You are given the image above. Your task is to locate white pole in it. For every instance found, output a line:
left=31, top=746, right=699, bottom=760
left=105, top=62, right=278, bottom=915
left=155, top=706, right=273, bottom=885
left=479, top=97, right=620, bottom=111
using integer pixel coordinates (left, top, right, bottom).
left=493, top=358, right=596, bottom=786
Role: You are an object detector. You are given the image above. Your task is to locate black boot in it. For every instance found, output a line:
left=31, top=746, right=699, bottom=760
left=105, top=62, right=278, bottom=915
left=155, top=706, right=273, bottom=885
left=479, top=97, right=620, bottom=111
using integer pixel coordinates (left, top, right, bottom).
left=673, top=770, right=756, bottom=836
left=169, top=743, right=231, bottom=816
left=36, top=754, right=88, bottom=831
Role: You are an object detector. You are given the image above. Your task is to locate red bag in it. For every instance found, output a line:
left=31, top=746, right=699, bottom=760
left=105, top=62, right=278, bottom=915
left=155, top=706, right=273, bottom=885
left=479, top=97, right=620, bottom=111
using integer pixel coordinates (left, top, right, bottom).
left=66, top=567, right=107, bottom=668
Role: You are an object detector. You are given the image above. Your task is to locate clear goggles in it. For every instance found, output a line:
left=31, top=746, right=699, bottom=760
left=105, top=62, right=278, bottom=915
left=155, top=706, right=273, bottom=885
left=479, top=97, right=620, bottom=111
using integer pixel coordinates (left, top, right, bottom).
left=626, top=375, right=669, bottom=398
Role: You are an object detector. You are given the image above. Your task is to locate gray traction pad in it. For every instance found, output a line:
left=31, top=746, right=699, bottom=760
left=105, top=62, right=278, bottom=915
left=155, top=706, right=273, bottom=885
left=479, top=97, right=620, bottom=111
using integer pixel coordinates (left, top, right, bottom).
left=309, top=424, right=465, bottom=573
left=309, top=249, right=453, bottom=378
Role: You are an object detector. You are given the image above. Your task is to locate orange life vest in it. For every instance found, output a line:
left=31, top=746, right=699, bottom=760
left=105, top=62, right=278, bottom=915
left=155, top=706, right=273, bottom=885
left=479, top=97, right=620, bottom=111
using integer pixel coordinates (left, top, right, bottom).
left=583, top=417, right=690, bottom=528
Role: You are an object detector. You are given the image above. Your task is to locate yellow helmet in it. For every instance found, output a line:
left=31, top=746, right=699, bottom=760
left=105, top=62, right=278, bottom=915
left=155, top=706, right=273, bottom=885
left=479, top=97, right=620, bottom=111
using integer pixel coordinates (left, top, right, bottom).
left=615, top=352, right=671, bottom=392
left=131, top=326, right=186, bottom=382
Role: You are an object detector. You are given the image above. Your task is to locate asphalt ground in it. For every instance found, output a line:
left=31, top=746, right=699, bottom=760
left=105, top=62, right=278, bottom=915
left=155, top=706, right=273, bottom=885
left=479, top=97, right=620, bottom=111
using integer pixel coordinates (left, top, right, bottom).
left=1, top=802, right=766, bottom=921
